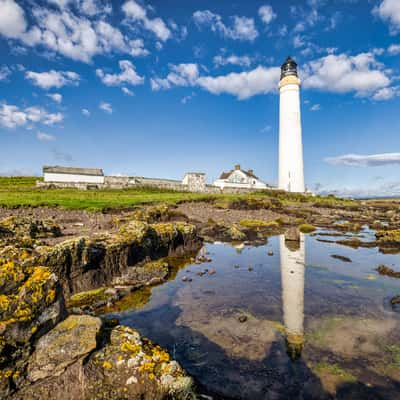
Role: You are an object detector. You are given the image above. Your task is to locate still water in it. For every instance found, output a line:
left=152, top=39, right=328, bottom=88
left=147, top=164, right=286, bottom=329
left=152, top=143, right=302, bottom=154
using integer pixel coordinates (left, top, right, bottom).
left=106, top=231, right=400, bottom=399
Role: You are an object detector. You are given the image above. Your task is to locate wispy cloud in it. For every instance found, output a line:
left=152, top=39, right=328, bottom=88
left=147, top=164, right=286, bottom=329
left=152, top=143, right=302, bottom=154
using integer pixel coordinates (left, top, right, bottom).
left=310, top=104, right=321, bottom=111
left=193, top=10, right=258, bottom=41
left=325, top=152, right=400, bottom=167
left=99, top=101, right=113, bottom=114
left=37, top=131, right=55, bottom=141
left=26, top=70, right=80, bottom=89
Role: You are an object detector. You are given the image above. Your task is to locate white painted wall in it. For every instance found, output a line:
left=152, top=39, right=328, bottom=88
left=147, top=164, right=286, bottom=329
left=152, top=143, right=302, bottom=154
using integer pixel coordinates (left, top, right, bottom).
left=278, top=81, right=305, bottom=192
left=44, top=172, right=105, bottom=184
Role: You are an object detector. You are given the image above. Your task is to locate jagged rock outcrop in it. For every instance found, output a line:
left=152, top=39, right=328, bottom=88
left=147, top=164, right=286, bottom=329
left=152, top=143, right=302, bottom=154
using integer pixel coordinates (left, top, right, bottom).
left=34, top=221, right=201, bottom=295
left=0, top=259, right=66, bottom=397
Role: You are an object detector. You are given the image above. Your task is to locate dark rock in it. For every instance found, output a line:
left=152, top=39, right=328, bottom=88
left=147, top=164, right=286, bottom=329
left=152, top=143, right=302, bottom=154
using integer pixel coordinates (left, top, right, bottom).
left=376, top=264, right=400, bottom=278
left=331, top=254, right=352, bottom=263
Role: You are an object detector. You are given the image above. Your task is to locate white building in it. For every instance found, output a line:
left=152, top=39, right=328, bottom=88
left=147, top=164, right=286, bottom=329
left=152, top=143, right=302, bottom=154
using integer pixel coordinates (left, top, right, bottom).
left=213, top=164, right=268, bottom=189
left=43, top=166, right=105, bottom=184
left=278, top=57, right=305, bottom=193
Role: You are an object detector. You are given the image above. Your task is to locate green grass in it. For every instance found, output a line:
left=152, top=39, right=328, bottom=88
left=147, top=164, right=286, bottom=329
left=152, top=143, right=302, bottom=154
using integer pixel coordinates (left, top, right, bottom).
left=0, top=176, right=357, bottom=211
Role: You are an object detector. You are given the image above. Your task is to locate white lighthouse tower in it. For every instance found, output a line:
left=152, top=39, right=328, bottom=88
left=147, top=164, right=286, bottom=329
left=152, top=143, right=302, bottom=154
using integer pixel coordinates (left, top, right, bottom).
left=278, top=57, right=305, bottom=193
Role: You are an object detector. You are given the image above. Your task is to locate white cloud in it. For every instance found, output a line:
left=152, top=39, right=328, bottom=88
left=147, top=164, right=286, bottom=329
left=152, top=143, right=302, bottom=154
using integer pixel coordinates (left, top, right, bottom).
left=0, top=65, right=11, bottom=81
left=37, top=131, right=55, bottom=141
left=0, top=103, right=64, bottom=128
left=151, top=63, right=280, bottom=100
left=197, top=66, right=279, bottom=99
left=310, top=104, right=321, bottom=111
left=302, top=52, right=391, bottom=98
left=213, top=54, right=252, bottom=68
left=96, top=60, right=144, bottom=87
left=99, top=101, right=112, bottom=114
left=128, top=38, right=149, bottom=57
left=26, top=70, right=80, bottom=89
left=193, top=10, right=258, bottom=41
left=372, top=86, right=399, bottom=101
left=181, top=92, right=196, bottom=104
left=373, top=0, right=400, bottom=34
left=258, top=5, right=276, bottom=25
left=325, top=153, right=400, bottom=167
left=46, top=93, right=63, bottom=103
left=122, top=87, right=134, bottom=96
left=293, top=34, right=305, bottom=48
left=388, top=44, right=400, bottom=55
left=122, top=0, right=171, bottom=42
left=151, top=63, right=200, bottom=90
left=0, top=0, right=27, bottom=39
left=81, top=108, right=90, bottom=116
left=0, top=1, right=148, bottom=63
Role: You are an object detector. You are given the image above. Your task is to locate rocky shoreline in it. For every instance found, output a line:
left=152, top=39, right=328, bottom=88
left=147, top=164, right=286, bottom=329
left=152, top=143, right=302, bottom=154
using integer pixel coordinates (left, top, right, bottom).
left=1, top=197, right=400, bottom=399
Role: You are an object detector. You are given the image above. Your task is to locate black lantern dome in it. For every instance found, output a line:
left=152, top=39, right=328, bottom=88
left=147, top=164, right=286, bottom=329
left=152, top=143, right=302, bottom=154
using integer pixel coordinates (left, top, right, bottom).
left=280, top=56, right=298, bottom=80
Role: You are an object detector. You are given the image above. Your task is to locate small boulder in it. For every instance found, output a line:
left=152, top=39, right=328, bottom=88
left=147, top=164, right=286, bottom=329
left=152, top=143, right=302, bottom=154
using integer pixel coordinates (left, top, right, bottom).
left=28, top=315, right=102, bottom=382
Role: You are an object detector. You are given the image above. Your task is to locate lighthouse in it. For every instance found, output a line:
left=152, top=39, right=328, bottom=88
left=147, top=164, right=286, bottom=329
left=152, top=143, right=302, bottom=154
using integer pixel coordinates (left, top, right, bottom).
left=278, top=57, right=305, bottom=193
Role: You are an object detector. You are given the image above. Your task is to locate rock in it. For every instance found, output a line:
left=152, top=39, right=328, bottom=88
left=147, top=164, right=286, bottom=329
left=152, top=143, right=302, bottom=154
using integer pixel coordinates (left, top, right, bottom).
left=376, top=264, right=400, bottom=278
left=226, top=225, right=246, bottom=241
left=181, top=276, right=188, bottom=282
left=208, top=269, right=216, bottom=275
left=35, top=221, right=201, bottom=296
left=331, top=254, right=352, bottom=263
left=267, top=251, right=274, bottom=256
left=390, top=295, right=400, bottom=306
left=27, top=315, right=102, bottom=382
left=238, top=315, right=247, bottom=323
left=285, top=227, right=300, bottom=242
left=83, top=325, right=196, bottom=400
left=112, top=259, right=171, bottom=288
left=248, top=266, right=254, bottom=271
left=0, top=258, right=65, bottom=395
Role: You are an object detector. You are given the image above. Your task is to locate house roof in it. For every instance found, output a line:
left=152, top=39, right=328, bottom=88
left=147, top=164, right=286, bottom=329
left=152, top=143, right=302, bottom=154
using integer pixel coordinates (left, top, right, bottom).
left=219, top=168, right=259, bottom=180
left=43, top=166, right=104, bottom=176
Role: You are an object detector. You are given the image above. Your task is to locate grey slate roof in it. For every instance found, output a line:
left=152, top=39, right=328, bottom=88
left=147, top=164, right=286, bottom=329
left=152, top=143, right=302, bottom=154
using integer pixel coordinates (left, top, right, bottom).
left=219, top=168, right=259, bottom=180
left=43, top=166, right=104, bottom=176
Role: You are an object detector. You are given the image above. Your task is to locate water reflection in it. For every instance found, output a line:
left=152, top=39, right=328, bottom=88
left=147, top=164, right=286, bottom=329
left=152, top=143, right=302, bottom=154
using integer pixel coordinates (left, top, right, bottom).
left=280, top=233, right=305, bottom=360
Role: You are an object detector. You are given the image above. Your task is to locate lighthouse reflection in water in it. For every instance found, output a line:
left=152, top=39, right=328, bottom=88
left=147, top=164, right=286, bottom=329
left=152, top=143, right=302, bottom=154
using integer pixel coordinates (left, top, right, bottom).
left=279, top=233, right=305, bottom=360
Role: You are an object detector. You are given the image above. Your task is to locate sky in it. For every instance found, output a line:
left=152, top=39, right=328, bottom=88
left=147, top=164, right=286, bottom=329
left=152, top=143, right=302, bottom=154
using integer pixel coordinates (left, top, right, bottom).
left=0, top=0, right=400, bottom=197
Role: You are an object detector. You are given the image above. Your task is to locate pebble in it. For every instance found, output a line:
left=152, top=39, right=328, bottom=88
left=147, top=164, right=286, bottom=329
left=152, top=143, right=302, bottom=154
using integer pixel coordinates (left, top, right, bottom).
left=268, top=251, right=274, bottom=256
left=208, top=269, right=216, bottom=275
left=248, top=266, right=254, bottom=271
left=238, top=315, right=247, bottom=323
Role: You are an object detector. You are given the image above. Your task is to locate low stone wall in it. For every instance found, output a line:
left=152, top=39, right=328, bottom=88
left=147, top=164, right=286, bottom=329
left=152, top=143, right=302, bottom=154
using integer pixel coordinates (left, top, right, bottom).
left=36, top=176, right=271, bottom=194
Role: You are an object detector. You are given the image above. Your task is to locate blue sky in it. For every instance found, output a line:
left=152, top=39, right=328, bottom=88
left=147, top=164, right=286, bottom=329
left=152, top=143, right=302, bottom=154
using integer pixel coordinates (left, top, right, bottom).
left=0, top=0, right=400, bottom=196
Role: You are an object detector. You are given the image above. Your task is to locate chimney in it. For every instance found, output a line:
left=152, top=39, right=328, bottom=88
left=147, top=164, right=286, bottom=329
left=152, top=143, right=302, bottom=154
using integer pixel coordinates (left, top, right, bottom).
left=248, top=169, right=254, bottom=175
left=235, top=164, right=241, bottom=170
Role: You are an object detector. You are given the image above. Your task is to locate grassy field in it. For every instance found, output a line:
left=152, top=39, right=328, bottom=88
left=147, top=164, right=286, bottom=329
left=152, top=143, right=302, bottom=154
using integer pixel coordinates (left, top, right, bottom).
left=0, top=176, right=355, bottom=211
